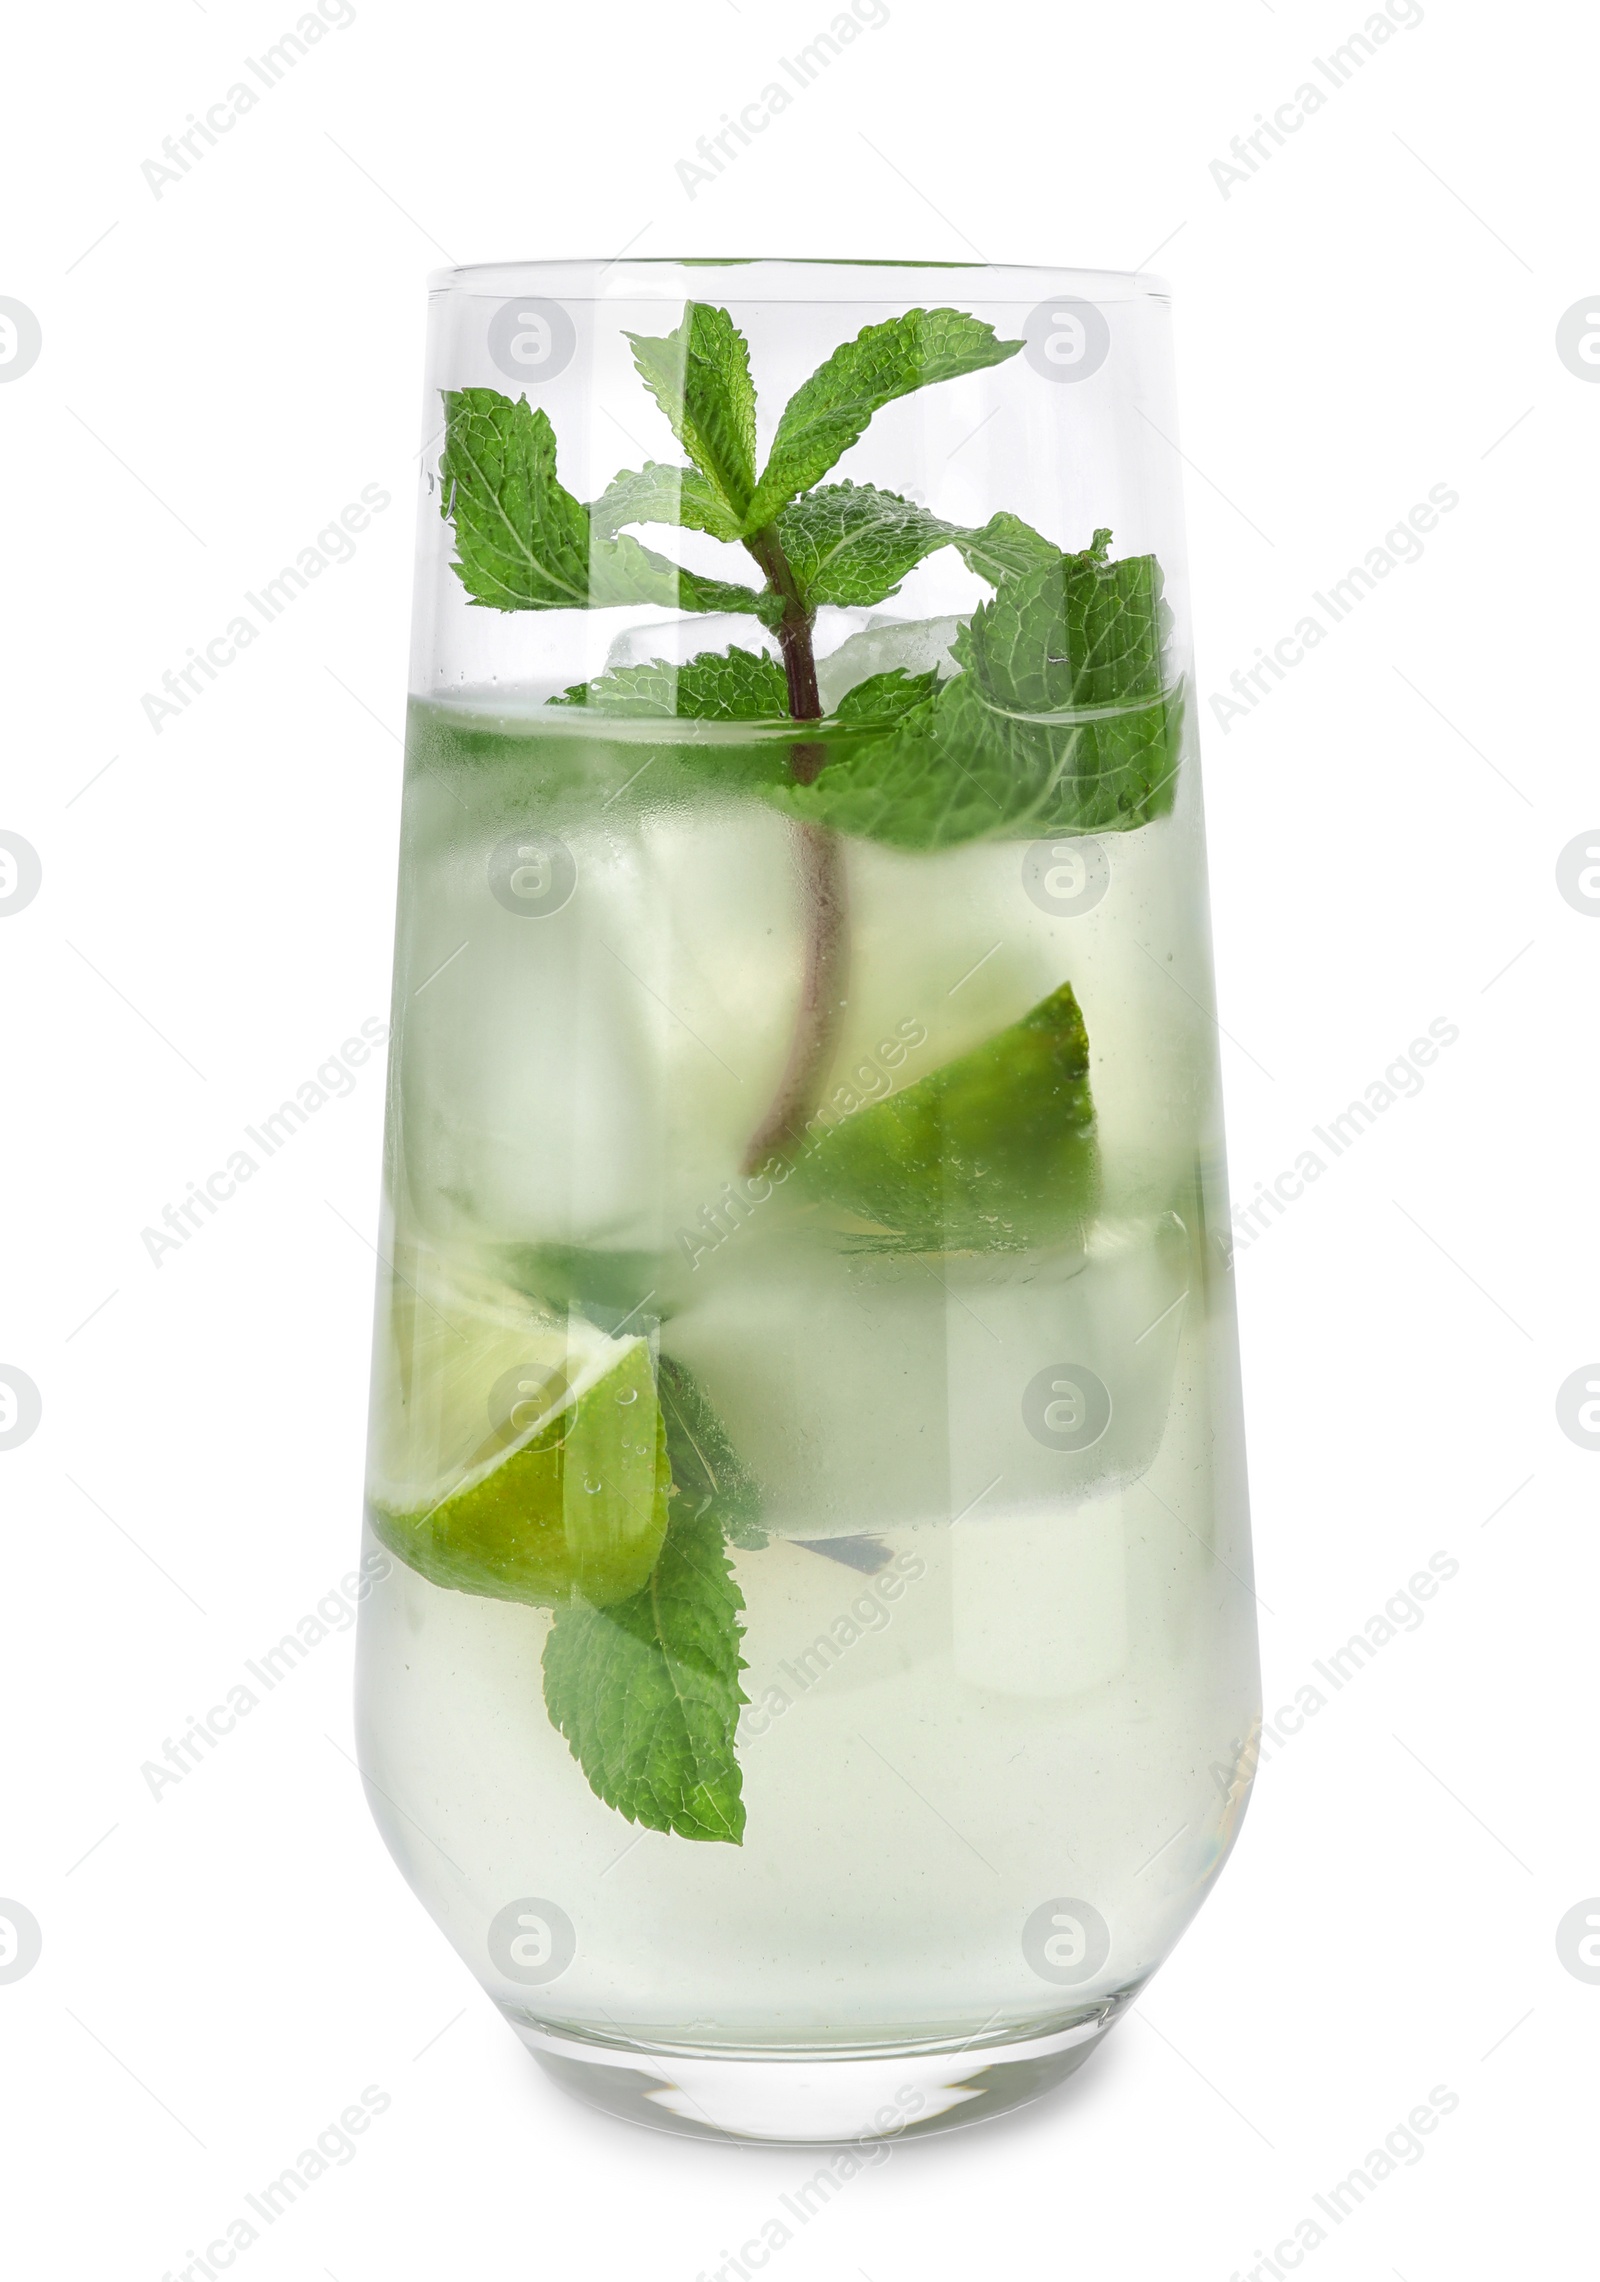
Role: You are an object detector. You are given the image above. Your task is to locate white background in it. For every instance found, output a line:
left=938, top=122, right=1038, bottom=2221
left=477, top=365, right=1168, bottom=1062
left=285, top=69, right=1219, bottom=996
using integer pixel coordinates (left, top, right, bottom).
left=1, top=0, right=1594, bottom=2275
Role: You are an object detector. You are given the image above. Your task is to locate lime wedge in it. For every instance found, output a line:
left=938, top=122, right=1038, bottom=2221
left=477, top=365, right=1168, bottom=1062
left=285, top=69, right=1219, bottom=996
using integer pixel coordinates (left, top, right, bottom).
left=367, top=1262, right=671, bottom=1609
left=794, top=980, right=1099, bottom=1251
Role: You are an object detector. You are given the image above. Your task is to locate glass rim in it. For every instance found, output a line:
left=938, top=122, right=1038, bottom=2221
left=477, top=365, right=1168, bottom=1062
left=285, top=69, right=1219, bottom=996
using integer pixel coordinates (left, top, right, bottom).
left=425, top=256, right=1172, bottom=305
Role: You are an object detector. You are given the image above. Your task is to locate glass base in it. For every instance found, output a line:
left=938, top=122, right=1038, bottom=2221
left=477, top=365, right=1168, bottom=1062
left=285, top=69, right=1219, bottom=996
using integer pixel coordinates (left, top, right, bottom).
left=506, top=2001, right=1133, bottom=2143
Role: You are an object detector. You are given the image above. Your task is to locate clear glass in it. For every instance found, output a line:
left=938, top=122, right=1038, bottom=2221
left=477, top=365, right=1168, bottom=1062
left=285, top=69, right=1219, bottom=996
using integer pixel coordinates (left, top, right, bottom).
left=354, top=258, right=1260, bottom=2143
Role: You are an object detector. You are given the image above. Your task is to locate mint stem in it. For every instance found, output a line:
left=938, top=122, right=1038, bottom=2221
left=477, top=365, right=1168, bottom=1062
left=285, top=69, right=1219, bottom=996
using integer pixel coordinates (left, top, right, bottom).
left=740, top=525, right=849, bottom=1173
left=743, top=523, right=822, bottom=747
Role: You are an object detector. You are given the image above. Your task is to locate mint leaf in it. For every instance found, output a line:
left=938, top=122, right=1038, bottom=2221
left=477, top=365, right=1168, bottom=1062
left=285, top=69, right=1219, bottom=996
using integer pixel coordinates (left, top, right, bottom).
left=773, top=672, right=1029, bottom=849
left=495, top=1242, right=663, bottom=1326
left=746, top=309, right=1023, bottom=528
left=658, top=1357, right=765, bottom=1549
left=793, top=981, right=1098, bottom=1253
left=956, top=531, right=1165, bottom=712
left=593, top=553, right=764, bottom=618
left=440, top=388, right=591, bottom=608
left=772, top=487, right=1063, bottom=612
left=770, top=535, right=1181, bottom=849
left=439, top=389, right=761, bottom=615
left=542, top=1505, right=748, bottom=1843
left=776, top=672, right=1182, bottom=850
left=1031, top=682, right=1185, bottom=832
left=834, top=667, right=942, bottom=727
left=952, top=510, right=1063, bottom=585
left=592, top=460, right=743, bottom=545
left=552, top=646, right=789, bottom=719
left=625, top=304, right=758, bottom=532
left=774, top=481, right=959, bottom=609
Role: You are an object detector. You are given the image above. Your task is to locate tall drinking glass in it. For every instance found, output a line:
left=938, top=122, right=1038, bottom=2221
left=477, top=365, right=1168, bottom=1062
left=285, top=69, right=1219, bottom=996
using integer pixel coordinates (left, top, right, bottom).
left=355, top=258, right=1260, bottom=2142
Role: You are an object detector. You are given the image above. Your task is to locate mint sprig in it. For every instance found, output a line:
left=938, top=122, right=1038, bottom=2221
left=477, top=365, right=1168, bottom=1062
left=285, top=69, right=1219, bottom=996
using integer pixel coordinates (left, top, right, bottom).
left=435, top=300, right=1178, bottom=1157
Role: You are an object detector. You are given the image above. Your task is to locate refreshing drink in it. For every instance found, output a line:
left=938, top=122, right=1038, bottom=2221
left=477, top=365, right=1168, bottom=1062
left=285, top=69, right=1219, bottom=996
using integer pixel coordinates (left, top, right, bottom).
left=355, top=262, right=1260, bottom=2141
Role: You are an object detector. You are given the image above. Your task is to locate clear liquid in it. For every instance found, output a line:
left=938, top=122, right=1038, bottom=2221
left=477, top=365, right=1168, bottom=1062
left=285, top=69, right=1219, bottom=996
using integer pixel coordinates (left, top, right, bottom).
left=357, top=691, right=1259, bottom=2051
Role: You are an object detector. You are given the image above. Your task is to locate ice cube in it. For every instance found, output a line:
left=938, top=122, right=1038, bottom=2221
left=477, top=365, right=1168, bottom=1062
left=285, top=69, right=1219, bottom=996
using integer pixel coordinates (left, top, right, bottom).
left=604, top=614, right=781, bottom=673
left=661, top=1212, right=1190, bottom=1542
left=398, top=800, right=799, bottom=1251
left=662, top=1236, right=955, bottom=1537
left=940, top=1212, right=1191, bottom=1521
left=814, top=614, right=963, bottom=711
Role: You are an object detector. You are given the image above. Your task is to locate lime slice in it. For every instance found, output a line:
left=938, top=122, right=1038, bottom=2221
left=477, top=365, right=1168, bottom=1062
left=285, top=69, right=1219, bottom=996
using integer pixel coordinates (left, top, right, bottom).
left=367, top=1260, right=670, bottom=1609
